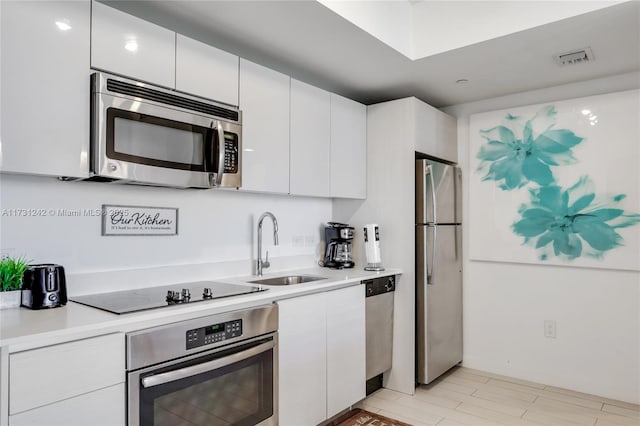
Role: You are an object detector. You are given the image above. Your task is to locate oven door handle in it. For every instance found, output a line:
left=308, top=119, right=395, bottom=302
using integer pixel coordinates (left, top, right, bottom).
left=141, top=339, right=274, bottom=389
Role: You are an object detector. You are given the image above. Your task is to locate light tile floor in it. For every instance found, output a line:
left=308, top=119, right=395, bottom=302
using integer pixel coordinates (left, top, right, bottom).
left=356, top=367, right=640, bottom=426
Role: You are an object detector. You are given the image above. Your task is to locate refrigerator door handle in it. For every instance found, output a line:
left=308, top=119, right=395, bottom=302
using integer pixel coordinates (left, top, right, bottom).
left=425, top=165, right=438, bottom=224
left=425, top=165, right=437, bottom=284
left=430, top=226, right=437, bottom=285
left=419, top=226, right=429, bottom=286
left=455, top=167, right=462, bottom=225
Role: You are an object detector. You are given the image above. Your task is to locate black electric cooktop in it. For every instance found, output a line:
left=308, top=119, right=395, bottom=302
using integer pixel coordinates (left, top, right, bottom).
left=70, top=281, right=267, bottom=314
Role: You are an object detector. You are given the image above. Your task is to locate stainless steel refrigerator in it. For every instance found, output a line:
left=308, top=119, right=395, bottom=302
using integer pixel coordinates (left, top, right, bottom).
left=416, top=158, right=463, bottom=384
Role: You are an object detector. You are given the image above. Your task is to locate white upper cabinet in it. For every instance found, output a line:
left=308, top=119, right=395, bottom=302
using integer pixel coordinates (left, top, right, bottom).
left=330, top=94, right=367, bottom=199
left=239, top=59, right=290, bottom=194
left=176, top=35, right=239, bottom=106
left=92, top=4, right=240, bottom=103
left=0, top=0, right=90, bottom=178
left=91, top=1, right=175, bottom=88
left=438, top=112, right=458, bottom=162
left=415, top=100, right=458, bottom=163
left=290, top=79, right=331, bottom=197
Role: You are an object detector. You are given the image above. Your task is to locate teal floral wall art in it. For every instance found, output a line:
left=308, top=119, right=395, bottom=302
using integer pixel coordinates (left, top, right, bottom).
left=477, top=106, right=584, bottom=190
left=469, top=90, right=640, bottom=271
left=512, top=177, right=640, bottom=261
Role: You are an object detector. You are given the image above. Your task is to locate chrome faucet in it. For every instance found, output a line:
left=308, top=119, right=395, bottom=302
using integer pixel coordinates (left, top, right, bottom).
left=257, top=211, right=279, bottom=276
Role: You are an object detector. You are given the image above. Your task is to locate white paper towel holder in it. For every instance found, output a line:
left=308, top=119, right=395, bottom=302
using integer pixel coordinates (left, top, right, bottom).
left=364, top=223, right=385, bottom=271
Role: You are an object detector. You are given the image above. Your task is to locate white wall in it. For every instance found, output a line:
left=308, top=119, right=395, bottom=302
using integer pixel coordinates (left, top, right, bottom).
left=0, top=174, right=331, bottom=295
left=443, top=71, right=640, bottom=404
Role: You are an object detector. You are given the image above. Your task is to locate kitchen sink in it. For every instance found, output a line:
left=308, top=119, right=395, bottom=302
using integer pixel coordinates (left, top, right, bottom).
left=249, top=275, right=327, bottom=286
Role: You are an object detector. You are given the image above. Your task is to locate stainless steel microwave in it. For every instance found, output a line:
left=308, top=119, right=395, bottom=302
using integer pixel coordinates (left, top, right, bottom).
left=90, top=72, right=242, bottom=188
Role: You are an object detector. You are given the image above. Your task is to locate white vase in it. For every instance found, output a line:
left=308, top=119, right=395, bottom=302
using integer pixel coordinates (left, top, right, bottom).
left=0, top=290, right=21, bottom=309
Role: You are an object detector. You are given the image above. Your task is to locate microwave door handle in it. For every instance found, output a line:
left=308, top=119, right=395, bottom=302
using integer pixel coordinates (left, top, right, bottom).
left=214, top=121, right=225, bottom=187
left=141, top=339, right=275, bottom=389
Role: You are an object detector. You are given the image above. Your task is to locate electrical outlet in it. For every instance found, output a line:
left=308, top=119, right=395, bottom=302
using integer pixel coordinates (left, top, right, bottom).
left=544, top=320, right=557, bottom=338
left=292, top=235, right=305, bottom=247
left=305, top=235, right=316, bottom=246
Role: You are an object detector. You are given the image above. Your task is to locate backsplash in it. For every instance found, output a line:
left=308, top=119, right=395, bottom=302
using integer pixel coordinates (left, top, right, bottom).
left=0, top=174, right=331, bottom=292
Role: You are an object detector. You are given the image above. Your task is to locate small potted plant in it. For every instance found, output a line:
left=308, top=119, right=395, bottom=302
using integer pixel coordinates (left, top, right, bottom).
left=0, top=256, right=30, bottom=309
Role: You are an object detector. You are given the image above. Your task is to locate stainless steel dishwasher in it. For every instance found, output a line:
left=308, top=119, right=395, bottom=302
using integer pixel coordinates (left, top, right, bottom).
left=365, top=275, right=395, bottom=391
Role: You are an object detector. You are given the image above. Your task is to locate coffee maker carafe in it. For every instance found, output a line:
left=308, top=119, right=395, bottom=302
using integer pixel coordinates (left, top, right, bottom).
left=323, top=222, right=355, bottom=269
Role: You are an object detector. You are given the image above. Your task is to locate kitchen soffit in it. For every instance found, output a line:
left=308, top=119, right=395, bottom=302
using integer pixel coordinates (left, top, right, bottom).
left=319, top=0, right=623, bottom=60
left=101, top=0, right=640, bottom=108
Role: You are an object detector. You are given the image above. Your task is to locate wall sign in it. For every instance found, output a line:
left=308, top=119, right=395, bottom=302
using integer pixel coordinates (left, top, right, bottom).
left=469, top=89, right=640, bottom=271
left=102, top=205, right=178, bottom=236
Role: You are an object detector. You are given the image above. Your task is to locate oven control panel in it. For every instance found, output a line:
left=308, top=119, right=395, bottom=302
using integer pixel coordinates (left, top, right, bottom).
left=186, top=319, right=243, bottom=349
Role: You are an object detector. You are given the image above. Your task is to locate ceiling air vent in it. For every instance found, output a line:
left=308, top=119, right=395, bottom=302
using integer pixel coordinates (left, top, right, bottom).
left=553, top=47, right=595, bottom=66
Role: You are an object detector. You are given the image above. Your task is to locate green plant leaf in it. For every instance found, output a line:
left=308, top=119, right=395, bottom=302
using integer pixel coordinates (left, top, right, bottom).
left=0, top=256, right=30, bottom=292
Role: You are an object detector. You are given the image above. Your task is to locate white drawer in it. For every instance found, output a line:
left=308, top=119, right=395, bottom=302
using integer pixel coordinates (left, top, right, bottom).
left=9, top=383, right=125, bottom=426
left=9, top=333, right=125, bottom=415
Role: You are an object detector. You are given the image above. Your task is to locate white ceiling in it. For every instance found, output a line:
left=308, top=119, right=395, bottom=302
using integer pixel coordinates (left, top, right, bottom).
left=104, top=0, right=640, bottom=108
left=320, top=0, right=621, bottom=60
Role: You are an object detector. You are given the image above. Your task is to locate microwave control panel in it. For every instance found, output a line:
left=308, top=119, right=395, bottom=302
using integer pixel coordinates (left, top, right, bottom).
left=186, top=319, right=243, bottom=349
left=223, top=134, right=239, bottom=174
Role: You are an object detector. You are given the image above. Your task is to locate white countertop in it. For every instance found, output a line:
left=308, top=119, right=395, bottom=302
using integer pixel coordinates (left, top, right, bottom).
left=0, top=267, right=401, bottom=353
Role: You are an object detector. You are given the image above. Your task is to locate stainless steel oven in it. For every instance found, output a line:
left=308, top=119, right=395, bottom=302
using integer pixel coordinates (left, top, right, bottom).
left=127, top=304, right=277, bottom=426
left=91, top=72, right=242, bottom=189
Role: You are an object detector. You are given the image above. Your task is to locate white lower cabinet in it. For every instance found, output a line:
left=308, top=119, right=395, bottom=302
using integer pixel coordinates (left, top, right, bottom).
left=8, top=333, right=125, bottom=425
left=279, top=284, right=365, bottom=425
left=9, top=384, right=124, bottom=426
left=326, top=286, right=366, bottom=418
left=279, top=291, right=327, bottom=425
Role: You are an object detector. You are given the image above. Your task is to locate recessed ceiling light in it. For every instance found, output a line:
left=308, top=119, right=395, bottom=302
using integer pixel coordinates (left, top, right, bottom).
left=581, top=109, right=591, bottom=115
left=125, top=40, right=138, bottom=52
left=55, top=21, right=71, bottom=31
left=455, top=79, right=469, bottom=84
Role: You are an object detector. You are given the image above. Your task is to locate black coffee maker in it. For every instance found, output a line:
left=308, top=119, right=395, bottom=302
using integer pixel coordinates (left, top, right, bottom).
left=323, top=222, right=355, bottom=269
